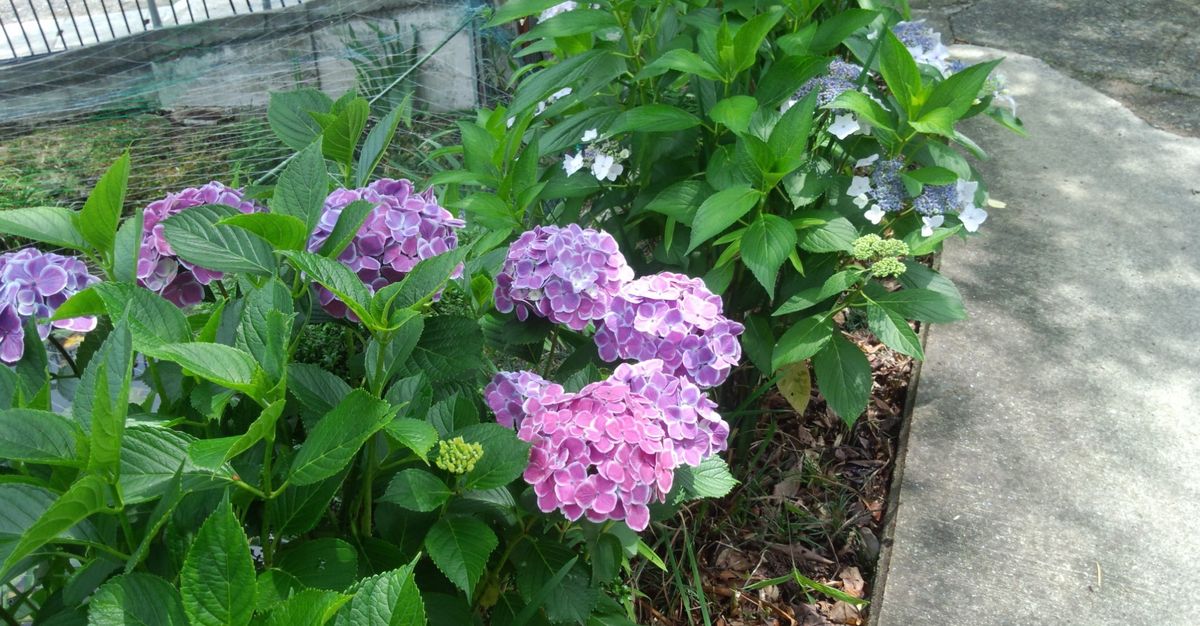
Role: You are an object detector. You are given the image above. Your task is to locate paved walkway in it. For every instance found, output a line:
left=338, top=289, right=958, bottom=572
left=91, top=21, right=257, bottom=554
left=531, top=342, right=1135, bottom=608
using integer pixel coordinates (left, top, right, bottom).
left=872, top=47, right=1200, bottom=625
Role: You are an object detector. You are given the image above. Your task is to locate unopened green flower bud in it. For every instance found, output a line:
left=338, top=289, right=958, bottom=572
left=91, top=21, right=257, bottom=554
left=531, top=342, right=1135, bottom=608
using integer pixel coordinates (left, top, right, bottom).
left=852, top=234, right=883, bottom=261
left=435, top=437, right=484, bottom=475
left=876, top=238, right=910, bottom=258
left=871, top=257, right=907, bottom=278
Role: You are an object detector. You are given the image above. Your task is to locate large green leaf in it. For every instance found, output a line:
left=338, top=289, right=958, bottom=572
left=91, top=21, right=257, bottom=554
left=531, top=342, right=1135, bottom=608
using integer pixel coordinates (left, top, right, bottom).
left=281, top=251, right=375, bottom=326
left=866, top=301, right=924, bottom=359
left=322, top=98, right=370, bottom=171
left=772, top=313, right=834, bottom=371
left=120, top=425, right=232, bottom=504
left=741, top=214, right=796, bottom=297
left=162, top=204, right=277, bottom=276
left=609, top=104, right=702, bottom=134
left=380, top=469, right=451, bottom=513
left=797, top=215, right=858, bottom=253
left=89, top=573, right=188, bottom=626
left=455, top=423, right=532, bottom=490
left=773, top=269, right=862, bottom=316
left=770, top=91, right=818, bottom=174
left=82, top=323, right=133, bottom=479
left=332, top=556, right=424, bottom=626
left=78, top=152, right=130, bottom=256
left=898, top=261, right=963, bottom=301
left=732, top=6, right=784, bottom=73
left=878, top=30, right=925, bottom=114
left=288, top=363, right=352, bottom=416
left=269, top=470, right=348, bottom=536
left=809, top=9, right=876, bottom=53
left=143, top=343, right=263, bottom=397
left=0, top=206, right=87, bottom=250
left=84, top=283, right=190, bottom=350
left=0, top=409, right=83, bottom=466
left=637, top=48, right=722, bottom=81
left=687, top=185, right=760, bottom=253
left=921, top=59, right=1003, bottom=119
left=510, top=541, right=596, bottom=624
left=371, top=246, right=472, bottom=315
left=356, top=102, right=408, bottom=187
left=382, top=418, right=438, bottom=462
left=236, top=280, right=293, bottom=384
left=181, top=502, right=256, bottom=626
left=516, top=8, right=618, bottom=43
left=218, top=213, right=310, bottom=251
left=410, top=316, right=484, bottom=382
left=673, top=456, right=738, bottom=501
left=0, top=484, right=100, bottom=567
left=278, top=538, right=358, bottom=591
left=871, top=287, right=967, bottom=323
left=113, top=208, right=145, bottom=283
left=268, top=88, right=333, bottom=151
left=642, top=180, right=712, bottom=223
left=289, top=390, right=396, bottom=486
left=271, top=141, right=329, bottom=234
left=423, top=516, right=498, bottom=598
left=1, top=475, right=109, bottom=578
left=812, top=333, right=873, bottom=426
left=486, top=0, right=573, bottom=26
left=268, top=589, right=350, bottom=626
left=317, top=200, right=376, bottom=259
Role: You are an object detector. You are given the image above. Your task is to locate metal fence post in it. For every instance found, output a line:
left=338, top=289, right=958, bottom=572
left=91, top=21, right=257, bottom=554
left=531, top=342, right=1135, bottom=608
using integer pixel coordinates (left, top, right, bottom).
left=146, top=0, right=162, bottom=27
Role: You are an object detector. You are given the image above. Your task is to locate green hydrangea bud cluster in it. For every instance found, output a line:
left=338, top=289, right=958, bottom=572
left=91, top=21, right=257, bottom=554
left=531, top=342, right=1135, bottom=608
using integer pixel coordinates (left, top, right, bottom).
left=851, top=235, right=910, bottom=277
left=435, top=437, right=484, bottom=474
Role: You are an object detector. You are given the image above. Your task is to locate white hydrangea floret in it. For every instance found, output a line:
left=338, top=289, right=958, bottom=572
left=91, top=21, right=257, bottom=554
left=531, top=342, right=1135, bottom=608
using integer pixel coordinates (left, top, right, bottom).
left=828, top=114, right=861, bottom=140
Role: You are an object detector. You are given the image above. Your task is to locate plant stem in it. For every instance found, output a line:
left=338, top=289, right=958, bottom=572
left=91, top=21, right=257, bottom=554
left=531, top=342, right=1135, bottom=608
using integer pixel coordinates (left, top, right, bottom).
left=361, top=434, right=379, bottom=537
left=540, top=327, right=561, bottom=378
left=260, top=438, right=274, bottom=566
left=47, top=335, right=80, bottom=378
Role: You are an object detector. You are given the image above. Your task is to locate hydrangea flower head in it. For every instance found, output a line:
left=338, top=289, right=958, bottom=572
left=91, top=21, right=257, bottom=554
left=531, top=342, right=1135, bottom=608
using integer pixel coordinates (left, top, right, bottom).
left=435, top=437, right=485, bottom=474
left=493, top=225, right=634, bottom=331
left=868, top=158, right=907, bottom=215
left=913, top=183, right=958, bottom=217
left=594, top=272, right=744, bottom=388
left=871, top=257, right=907, bottom=278
left=0, top=248, right=99, bottom=363
left=610, top=360, right=728, bottom=467
left=139, top=182, right=261, bottom=307
left=308, top=179, right=465, bottom=320
left=893, top=20, right=952, bottom=74
left=484, top=370, right=552, bottom=429
left=784, top=59, right=864, bottom=110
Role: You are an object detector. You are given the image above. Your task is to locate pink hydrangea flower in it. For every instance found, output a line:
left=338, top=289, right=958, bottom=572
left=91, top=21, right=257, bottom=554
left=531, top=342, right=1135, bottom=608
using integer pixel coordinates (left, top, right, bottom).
left=484, top=370, right=552, bottom=429
left=594, top=272, right=744, bottom=388
left=506, top=362, right=730, bottom=531
left=308, top=179, right=464, bottom=320
left=493, top=225, right=634, bottom=331
left=0, top=248, right=99, bottom=363
left=139, top=182, right=262, bottom=307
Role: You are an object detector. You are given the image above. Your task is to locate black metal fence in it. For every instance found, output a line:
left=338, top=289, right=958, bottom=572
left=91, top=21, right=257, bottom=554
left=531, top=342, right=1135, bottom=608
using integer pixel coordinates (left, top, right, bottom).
left=1, top=0, right=305, bottom=62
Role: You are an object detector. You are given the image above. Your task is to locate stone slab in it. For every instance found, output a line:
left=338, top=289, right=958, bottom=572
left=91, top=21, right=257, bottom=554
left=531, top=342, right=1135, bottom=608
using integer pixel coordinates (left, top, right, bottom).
left=872, top=46, right=1200, bottom=625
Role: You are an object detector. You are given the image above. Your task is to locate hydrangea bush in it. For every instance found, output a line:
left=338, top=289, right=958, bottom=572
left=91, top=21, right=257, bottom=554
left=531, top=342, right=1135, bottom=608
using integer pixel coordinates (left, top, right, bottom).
left=0, top=86, right=738, bottom=625
left=441, top=0, right=1023, bottom=426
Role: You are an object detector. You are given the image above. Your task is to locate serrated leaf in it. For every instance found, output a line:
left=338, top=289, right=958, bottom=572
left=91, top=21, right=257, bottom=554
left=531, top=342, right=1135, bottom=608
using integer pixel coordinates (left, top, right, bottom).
left=871, top=287, right=967, bottom=323
left=797, top=215, right=857, bottom=253
left=78, top=282, right=190, bottom=350
left=288, top=363, right=352, bottom=416
left=776, top=362, right=812, bottom=415
left=120, top=425, right=232, bottom=504
left=143, top=342, right=263, bottom=397
left=356, top=102, right=408, bottom=187
left=1, top=475, right=109, bottom=578
left=709, top=96, right=758, bottom=135
left=673, top=456, right=738, bottom=501
left=282, top=251, right=375, bottom=327
left=410, top=316, right=484, bottom=382
left=510, top=541, right=596, bottom=623
left=269, top=88, right=333, bottom=151
left=322, top=98, right=369, bottom=170
left=267, top=589, right=349, bottom=626
left=289, top=390, right=396, bottom=486
left=271, top=141, right=330, bottom=234
left=741, top=214, right=797, bottom=297
left=380, top=469, right=451, bottom=512
left=333, top=556, right=424, bottom=626
left=642, top=179, right=712, bottom=224
left=741, top=315, right=774, bottom=376
left=0, top=206, right=87, bottom=250
left=812, top=333, right=873, bottom=426
left=772, top=313, right=834, bottom=371
left=218, top=213, right=310, bottom=251
left=162, top=204, right=276, bottom=276
left=382, top=418, right=438, bottom=462
left=423, top=516, right=497, bottom=597
left=79, top=153, right=129, bottom=255
left=89, top=573, right=187, bottom=626
left=0, top=409, right=84, bottom=465
left=278, top=538, right=358, bottom=591
left=688, top=185, right=760, bottom=253
left=455, top=423, right=531, bottom=490
left=609, top=104, right=702, bottom=134
left=773, top=269, right=862, bottom=316
left=181, top=502, right=256, bottom=626
left=371, top=246, right=472, bottom=315
left=269, top=471, right=348, bottom=536
left=317, top=200, right=376, bottom=259
left=83, top=323, right=133, bottom=479
left=866, top=301, right=924, bottom=359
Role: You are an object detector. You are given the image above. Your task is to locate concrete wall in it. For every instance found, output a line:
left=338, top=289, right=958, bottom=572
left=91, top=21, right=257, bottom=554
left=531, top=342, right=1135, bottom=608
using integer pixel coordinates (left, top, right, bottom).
left=0, top=0, right=481, bottom=122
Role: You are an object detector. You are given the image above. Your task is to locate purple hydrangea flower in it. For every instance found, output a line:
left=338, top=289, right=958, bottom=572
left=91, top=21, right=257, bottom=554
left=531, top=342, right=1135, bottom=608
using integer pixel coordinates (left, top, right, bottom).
left=784, top=59, right=864, bottom=110
left=868, top=158, right=907, bottom=214
left=610, top=360, right=728, bottom=467
left=493, top=225, right=634, bottom=331
left=484, top=370, right=552, bottom=429
left=913, top=183, right=958, bottom=216
left=0, top=248, right=100, bottom=363
left=308, top=179, right=465, bottom=320
left=139, top=182, right=262, bottom=307
left=892, top=20, right=952, bottom=74
left=594, top=272, right=744, bottom=389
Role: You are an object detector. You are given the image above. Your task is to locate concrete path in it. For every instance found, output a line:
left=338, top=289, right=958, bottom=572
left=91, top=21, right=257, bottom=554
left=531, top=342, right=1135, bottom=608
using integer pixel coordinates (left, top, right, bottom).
left=872, top=47, right=1200, bottom=625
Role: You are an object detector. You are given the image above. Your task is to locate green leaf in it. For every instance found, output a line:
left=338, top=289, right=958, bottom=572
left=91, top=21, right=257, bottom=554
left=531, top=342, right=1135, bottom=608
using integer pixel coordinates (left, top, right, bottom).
left=485, top=0, right=568, bottom=26
left=89, top=573, right=188, bottom=626
left=637, top=48, right=722, bottom=81
left=871, top=287, right=967, bottom=322
left=423, top=516, right=498, bottom=598
left=269, top=88, right=333, bottom=151
left=372, top=245, right=472, bottom=314
left=236, top=280, right=293, bottom=383
left=774, top=269, right=862, bottom=316
left=516, top=8, right=619, bottom=42
left=772, top=313, right=834, bottom=371
left=673, top=456, right=738, bottom=501
left=410, top=316, right=484, bottom=382
left=181, top=501, right=256, bottom=626
left=710, top=96, right=758, bottom=136
left=383, top=418, right=438, bottom=462
left=113, top=208, right=145, bottom=283
left=269, top=471, right=348, bottom=536
left=289, top=390, right=397, bottom=486
left=282, top=251, right=375, bottom=326
left=812, top=333, right=872, bottom=426
left=0, top=206, right=87, bottom=250
left=268, top=589, right=349, bottom=626
left=120, top=425, right=232, bottom=504
left=909, top=107, right=958, bottom=137
left=921, top=58, right=1003, bottom=119
left=271, top=141, right=330, bottom=234
left=13, top=319, right=49, bottom=408
left=878, top=31, right=924, bottom=114
left=609, top=104, right=702, bottom=134
left=332, top=557, right=424, bottom=626
left=199, top=400, right=286, bottom=467
left=365, top=317, right=423, bottom=392
left=380, top=469, right=452, bottom=512
left=356, top=102, right=408, bottom=187
left=317, top=200, right=375, bottom=258
left=83, top=324, right=133, bottom=479
left=826, top=90, right=896, bottom=132
left=143, top=343, right=263, bottom=397
left=510, top=541, right=596, bottom=623
left=288, top=363, right=352, bottom=416
left=162, top=204, right=277, bottom=276
left=741, top=214, right=797, bottom=297
left=732, top=7, right=784, bottom=73
left=0, top=409, right=83, bottom=465
left=687, top=185, right=760, bottom=253
left=866, top=301, right=924, bottom=359
left=78, top=152, right=130, bottom=256
left=755, top=55, right=830, bottom=108
left=770, top=91, right=818, bottom=174
left=797, top=215, right=858, bottom=253
left=898, top=261, right=963, bottom=302
left=278, top=538, right=359, bottom=591
left=740, top=315, right=774, bottom=376
left=777, top=362, right=812, bottom=415
left=218, top=213, right=310, bottom=251
left=642, top=180, right=712, bottom=223
left=809, top=9, right=877, bottom=53
left=322, top=98, right=370, bottom=170
left=1, top=475, right=109, bottom=578
left=455, top=423, right=532, bottom=490
left=86, top=282, right=190, bottom=350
